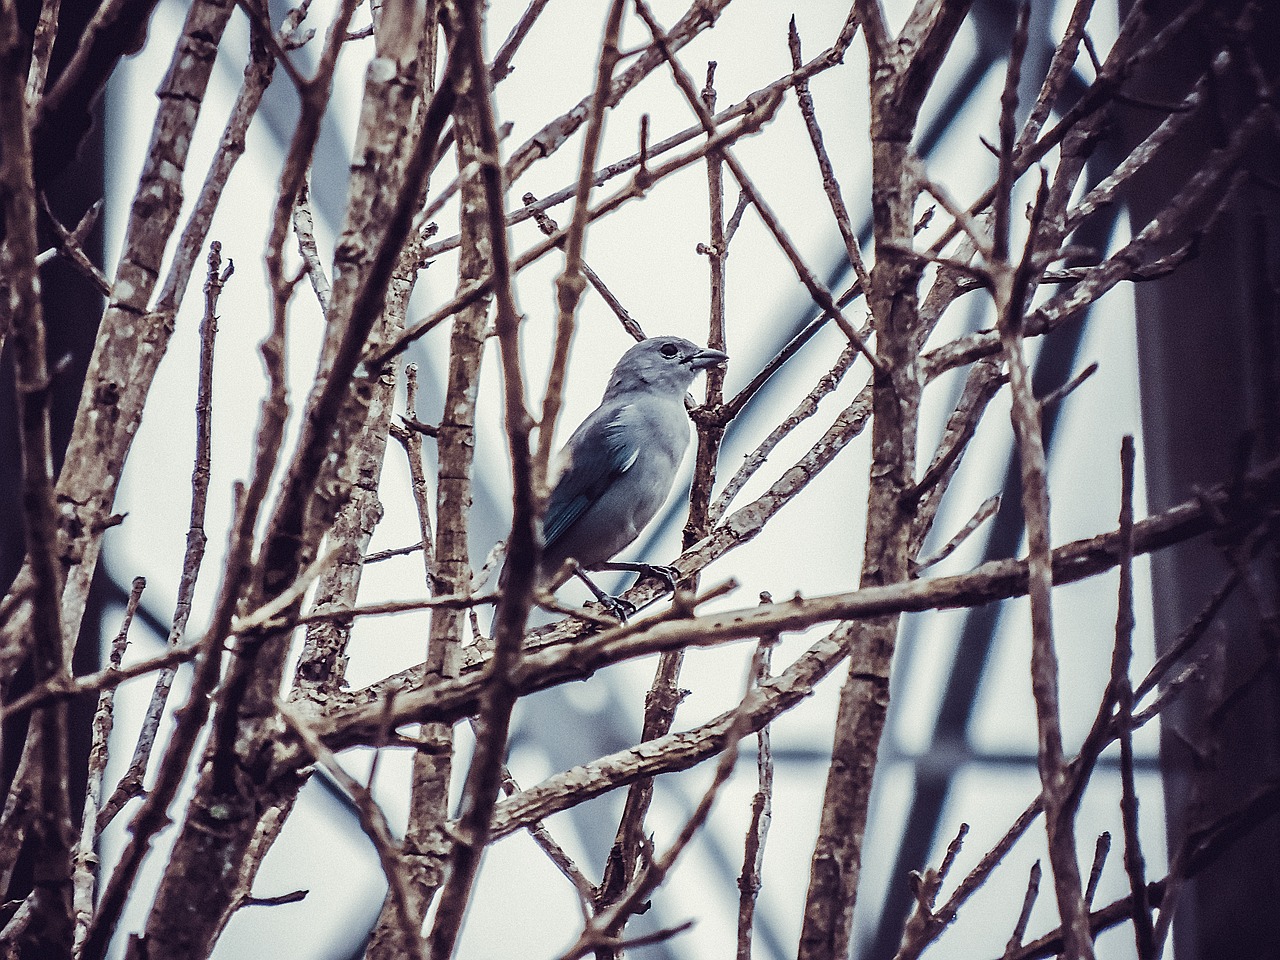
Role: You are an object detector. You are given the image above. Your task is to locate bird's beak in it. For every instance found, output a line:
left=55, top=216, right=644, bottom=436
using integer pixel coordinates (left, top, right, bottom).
left=690, top=348, right=729, bottom=370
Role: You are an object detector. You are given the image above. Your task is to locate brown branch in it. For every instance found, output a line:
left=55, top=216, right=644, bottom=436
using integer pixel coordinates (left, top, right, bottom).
left=567, top=638, right=772, bottom=960
left=680, top=58, right=732, bottom=542
left=371, top=86, right=783, bottom=368
left=0, top=6, right=73, bottom=949
left=38, top=195, right=109, bottom=295
left=278, top=703, right=427, bottom=960
left=993, top=3, right=1030, bottom=264
left=523, top=193, right=648, bottom=341
left=22, top=0, right=60, bottom=111
left=490, top=0, right=553, bottom=81
left=45, top=0, right=237, bottom=696
left=896, top=800, right=1043, bottom=960
left=912, top=493, right=1001, bottom=574
left=485, top=724, right=598, bottom=908
left=795, top=0, right=969, bottom=949
left=0, top=640, right=201, bottom=723
left=292, top=176, right=331, bottom=312
left=905, top=359, right=1006, bottom=510
left=710, top=348, right=862, bottom=524
left=391, top=364, right=436, bottom=575
left=420, top=20, right=860, bottom=262
left=1085, top=832, right=1111, bottom=906
left=789, top=15, right=870, bottom=294
left=70, top=576, right=142, bottom=954
left=1039, top=362, right=1098, bottom=409
left=97, top=242, right=228, bottom=832
left=426, top=3, right=533, bottom=956
left=714, top=259, right=861, bottom=421
left=1000, top=861, right=1041, bottom=960
left=536, top=0, right=628, bottom=487
left=364, top=541, right=427, bottom=563
left=1012, top=0, right=1094, bottom=159
left=153, top=12, right=276, bottom=321
left=992, top=147, right=1092, bottom=954
left=315, top=455, right=1280, bottom=751
left=736, top=621, right=776, bottom=960
left=1064, top=70, right=1209, bottom=233
left=1112, top=436, right=1155, bottom=958
left=898, top=821, right=969, bottom=951
left=361, top=10, right=481, bottom=950
left=634, top=0, right=881, bottom=372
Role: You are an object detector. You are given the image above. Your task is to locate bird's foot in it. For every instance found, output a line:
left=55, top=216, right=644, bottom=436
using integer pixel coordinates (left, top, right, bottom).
left=637, top=563, right=681, bottom=593
left=600, top=561, right=682, bottom=594
left=595, top=594, right=636, bottom=623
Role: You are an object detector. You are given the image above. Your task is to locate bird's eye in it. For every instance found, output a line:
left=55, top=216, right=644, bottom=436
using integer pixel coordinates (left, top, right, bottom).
left=659, top=343, right=679, bottom=358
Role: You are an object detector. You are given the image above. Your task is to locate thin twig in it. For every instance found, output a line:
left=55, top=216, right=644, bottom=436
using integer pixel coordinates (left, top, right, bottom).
left=391, top=364, right=436, bottom=577
left=38, top=195, right=109, bottom=295
left=1039, top=362, right=1098, bottom=409
left=72, top=576, right=144, bottom=954
left=711, top=348, right=862, bottom=524
left=993, top=3, right=1031, bottom=264
left=0, top=642, right=203, bottom=722
left=1113, top=436, right=1155, bottom=958
left=1085, top=832, right=1111, bottom=906
left=365, top=541, right=426, bottom=564
left=522, top=194, right=647, bottom=341
left=292, top=176, right=332, bottom=312
left=995, top=164, right=1093, bottom=955
left=736, top=615, right=777, bottom=960
left=535, top=0, right=629, bottom=491
left=788, top=16, right=870, bottom=295
left=23, top=0, right=61, bottom=112
left=565, top=637, right=775, bottom=960
left=278, top=702, right=427, bottom=960
left=912, top=493, right=1001, bottom=574
left=633, top=0, right=882, bottom=372
left=1000, top=860, right=1041, bottom=960
left=98, top=242, right=229, bottom=832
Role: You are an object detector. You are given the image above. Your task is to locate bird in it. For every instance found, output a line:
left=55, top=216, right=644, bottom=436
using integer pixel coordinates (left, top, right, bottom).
left=539, top=336, right=728, bottom=619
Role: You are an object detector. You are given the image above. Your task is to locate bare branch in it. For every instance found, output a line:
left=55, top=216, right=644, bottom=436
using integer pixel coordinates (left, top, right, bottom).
left=72, top=576, right=143, bottom=954
left=278, top=703, right=427, bottom=960
left=98, top=241, right=229, bottom=832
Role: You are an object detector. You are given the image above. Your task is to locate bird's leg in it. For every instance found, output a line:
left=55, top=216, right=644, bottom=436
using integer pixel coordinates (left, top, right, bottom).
left=598, top=560, right=681, bottom=594
left=572, top=563, right=636, bottom=622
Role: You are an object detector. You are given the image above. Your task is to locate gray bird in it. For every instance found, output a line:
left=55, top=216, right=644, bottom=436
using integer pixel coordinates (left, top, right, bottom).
left=540, top=336, right=728, bottom=618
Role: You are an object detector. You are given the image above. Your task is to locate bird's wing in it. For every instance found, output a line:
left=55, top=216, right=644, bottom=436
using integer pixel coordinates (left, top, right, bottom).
left=543, top=402, right=640, bottom=550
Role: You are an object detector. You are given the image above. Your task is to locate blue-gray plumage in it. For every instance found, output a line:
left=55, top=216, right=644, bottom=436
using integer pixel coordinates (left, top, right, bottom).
left=541, top=336, right=728, bottom=614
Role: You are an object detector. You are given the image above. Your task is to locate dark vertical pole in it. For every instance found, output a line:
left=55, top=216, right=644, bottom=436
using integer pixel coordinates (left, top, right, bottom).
left=1121, top=2, right=1280, bottom=957
left=2, top=0, right=107, bottom=891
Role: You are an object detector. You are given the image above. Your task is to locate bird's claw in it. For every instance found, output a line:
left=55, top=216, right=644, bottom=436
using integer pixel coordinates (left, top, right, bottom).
left=639, top=564, right=681, bottom=593
left=597, top=595, right=636, bottom=622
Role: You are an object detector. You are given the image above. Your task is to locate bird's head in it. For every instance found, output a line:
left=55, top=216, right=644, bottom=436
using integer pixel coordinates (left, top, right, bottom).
left=604, top=336, right=729, bottom=396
